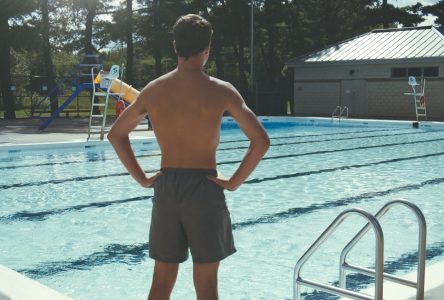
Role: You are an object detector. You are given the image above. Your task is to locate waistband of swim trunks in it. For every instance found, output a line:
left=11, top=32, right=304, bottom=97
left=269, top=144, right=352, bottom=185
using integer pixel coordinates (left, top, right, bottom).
left=160, top=168, right=217, bottom=176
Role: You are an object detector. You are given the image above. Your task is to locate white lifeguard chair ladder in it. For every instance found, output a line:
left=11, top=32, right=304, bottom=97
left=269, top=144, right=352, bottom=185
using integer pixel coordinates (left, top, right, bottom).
left=404, top=76, right=427, bottom=122
left=87, top=65, right=123, bottom=141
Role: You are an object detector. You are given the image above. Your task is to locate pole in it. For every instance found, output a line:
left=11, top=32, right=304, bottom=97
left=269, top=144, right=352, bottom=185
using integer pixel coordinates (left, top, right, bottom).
left=250, top=0, right=256, bottom=112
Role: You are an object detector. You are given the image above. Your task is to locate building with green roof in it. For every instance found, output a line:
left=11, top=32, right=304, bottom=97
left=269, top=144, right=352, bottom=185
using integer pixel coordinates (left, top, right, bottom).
left=286, top=26, right=444, bottom=120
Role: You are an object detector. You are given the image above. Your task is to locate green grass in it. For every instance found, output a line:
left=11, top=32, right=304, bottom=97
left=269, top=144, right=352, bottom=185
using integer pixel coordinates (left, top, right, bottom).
left=5, top=91, right=119, bottom=119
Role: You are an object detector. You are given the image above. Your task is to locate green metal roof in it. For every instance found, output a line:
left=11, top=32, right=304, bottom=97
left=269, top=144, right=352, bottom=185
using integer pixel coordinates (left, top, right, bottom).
left=287, top=26, right=444, bottom=66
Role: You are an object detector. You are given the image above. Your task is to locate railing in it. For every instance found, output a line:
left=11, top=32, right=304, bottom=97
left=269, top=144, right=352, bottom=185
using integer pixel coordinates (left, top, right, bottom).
left=32, top=55, right=103, bottom=119
left=294, top=208, right=384, bottom=300
left=340, top=199, right=426, bottom=300
left=332, top=106, right=349, bottom=120
left=293, top=199, right=427, bottom=300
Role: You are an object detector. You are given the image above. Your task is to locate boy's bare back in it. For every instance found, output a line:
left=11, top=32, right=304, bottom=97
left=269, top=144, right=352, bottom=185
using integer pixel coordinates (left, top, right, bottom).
left=108, top=14, right=268, bottom=192
left=138, top=69, right=263, bottom=171
left=141, top=70, right=225, bottom=169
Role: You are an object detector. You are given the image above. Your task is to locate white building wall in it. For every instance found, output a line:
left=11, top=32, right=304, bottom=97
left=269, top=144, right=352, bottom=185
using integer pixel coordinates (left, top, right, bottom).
left=427, top=80, right=444, bottom=120
left=294, top=82, right=340, bottom=116
left=367, top=80, right=415, bottom=117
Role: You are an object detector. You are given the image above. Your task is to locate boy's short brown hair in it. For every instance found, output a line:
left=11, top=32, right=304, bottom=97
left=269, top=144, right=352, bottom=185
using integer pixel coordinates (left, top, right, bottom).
left=173, top=14, right=213, bottom=60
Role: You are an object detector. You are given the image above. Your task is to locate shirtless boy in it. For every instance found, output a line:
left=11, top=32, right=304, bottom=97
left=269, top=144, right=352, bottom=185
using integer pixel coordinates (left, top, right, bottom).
left=108, top=14, right=270, bottom=300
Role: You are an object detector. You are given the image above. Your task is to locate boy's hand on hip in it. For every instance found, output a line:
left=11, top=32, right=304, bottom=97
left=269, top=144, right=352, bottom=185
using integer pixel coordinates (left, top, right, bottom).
left=141, top=171, right=163, bottom=188
left=206, top=173, right=239, bottom=191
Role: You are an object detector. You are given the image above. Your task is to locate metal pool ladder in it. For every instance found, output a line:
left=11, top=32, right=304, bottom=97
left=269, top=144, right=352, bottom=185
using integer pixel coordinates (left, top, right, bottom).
left=332, top=106, right=349, bottom=121
left=293, top=199, right=426, bottom=300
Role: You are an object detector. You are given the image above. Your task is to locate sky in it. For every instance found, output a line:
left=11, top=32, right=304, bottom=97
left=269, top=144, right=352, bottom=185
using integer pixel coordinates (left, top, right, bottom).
left=395, top=0, right=438, bottom=6
left=393, top=0, right=440, bottom=26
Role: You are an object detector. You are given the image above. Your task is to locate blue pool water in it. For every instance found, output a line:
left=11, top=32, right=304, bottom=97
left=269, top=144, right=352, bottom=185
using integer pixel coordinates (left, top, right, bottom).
left=1, top=118, right=444, bottom=299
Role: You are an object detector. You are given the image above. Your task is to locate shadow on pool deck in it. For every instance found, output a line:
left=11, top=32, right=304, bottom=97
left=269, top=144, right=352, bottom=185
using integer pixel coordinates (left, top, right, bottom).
left=0, top=117, right=153, bottom=145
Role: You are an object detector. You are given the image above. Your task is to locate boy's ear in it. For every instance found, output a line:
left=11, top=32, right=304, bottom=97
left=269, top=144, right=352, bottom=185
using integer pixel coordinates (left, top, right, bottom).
left=202, top=45, right=210, bottom=56
left=205, top=42, right=211, bottom=54
left=173, top=40, right=177, bottom=54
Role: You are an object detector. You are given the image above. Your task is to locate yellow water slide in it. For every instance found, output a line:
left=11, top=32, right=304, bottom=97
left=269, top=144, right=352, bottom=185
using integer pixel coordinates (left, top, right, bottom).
left=109, top=79, right=140, bottom=104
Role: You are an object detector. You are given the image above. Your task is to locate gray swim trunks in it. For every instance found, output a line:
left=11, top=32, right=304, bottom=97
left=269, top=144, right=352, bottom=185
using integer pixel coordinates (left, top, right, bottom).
left=149, top=168, right=236, bottom=264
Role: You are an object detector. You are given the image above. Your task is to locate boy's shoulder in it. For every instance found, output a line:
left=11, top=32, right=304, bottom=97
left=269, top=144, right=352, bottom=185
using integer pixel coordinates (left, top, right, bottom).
left=139, top=72, right=171, bottom=97
left=208, top=76, right=240, bottom=99
left=147, top=72, right=171, bottom=87
left=208, top=76, right=232, bottom=89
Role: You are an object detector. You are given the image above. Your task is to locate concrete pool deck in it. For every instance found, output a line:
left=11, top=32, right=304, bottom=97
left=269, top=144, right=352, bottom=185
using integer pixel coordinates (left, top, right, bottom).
left=0, top=265, right=73, bottom=300
left=0, top=117, right=154, bottom=146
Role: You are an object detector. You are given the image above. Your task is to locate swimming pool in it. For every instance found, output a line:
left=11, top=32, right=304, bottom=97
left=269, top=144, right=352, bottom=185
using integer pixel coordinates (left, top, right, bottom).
left=1, top=117, right=444, bottom=299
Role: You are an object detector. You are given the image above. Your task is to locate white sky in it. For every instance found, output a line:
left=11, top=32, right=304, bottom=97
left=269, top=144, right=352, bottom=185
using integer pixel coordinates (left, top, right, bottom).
left=394, top=0, right=438, bottom=6
left=391, top=0, right=439, bottom=26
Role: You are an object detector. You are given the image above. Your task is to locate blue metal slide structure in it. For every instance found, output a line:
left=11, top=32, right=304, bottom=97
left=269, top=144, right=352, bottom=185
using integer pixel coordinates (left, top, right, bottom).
left=32, top=55, right=103, bottom=130
left=38, top=83, right=93, bottom=130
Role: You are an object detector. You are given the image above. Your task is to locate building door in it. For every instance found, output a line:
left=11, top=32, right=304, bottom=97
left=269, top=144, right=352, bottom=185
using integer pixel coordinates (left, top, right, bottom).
left=340, top=80, right=367, bottom=117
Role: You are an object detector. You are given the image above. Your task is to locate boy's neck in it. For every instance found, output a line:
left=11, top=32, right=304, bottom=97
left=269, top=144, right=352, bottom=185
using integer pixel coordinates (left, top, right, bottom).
left=176, top=56, right=205, bottom=73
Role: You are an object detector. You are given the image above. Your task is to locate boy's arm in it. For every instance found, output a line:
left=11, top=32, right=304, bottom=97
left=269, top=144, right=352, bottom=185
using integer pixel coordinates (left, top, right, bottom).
left=207, top=83, right=270, bottom=191
left=107, top=90, right=161, bottom=187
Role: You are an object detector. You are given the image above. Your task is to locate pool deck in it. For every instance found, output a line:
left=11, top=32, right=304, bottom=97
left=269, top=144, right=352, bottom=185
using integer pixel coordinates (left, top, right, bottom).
left=0, top=117, right=154, bottom=146
left=0, top=265, right=73, bottom=300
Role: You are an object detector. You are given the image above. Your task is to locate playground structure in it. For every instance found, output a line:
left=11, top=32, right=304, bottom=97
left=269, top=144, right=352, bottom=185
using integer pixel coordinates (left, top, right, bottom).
left=31, top=55, right=142, bottom=138
left=404, top=76, right=427, bottom=122
left=32, top=54, right=103, bottom=130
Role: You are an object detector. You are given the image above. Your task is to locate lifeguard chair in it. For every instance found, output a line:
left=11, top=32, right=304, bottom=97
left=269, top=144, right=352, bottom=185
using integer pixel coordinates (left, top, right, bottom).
left=87, top=65, right=123, bottom=140
left=404, top=76, right=427, bottom=122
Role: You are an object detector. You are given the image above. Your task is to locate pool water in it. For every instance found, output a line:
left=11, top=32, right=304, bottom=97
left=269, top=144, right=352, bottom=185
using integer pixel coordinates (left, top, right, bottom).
left=1, top=119, right=444, bottom=299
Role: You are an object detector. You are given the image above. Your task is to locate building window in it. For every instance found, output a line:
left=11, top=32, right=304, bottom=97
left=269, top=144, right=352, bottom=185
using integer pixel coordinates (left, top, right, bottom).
left=392, top=68, right=406, bottom=77
left=407, top=67, right=422, bottom=77
left=423, top=67, right=439, bottom=77
left=391, top=66, right=439, bottom=78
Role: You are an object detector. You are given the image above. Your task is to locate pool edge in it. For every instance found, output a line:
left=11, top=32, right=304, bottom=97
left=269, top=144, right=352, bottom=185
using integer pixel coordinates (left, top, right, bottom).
left=2, top=117, right=444, bottom=154
left=0, top=264, right=74, bottom=300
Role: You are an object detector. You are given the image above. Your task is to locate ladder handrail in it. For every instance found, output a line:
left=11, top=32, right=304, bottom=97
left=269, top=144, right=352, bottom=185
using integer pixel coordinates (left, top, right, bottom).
left=332, top=105, right=341, bottom=118
left=340, top=106, right=349, bottom=119
left=294, top=208, right=384, bottom=300
left=339, top=199, right=426, bottom=300
left=332, top=106, right=349, bottom=120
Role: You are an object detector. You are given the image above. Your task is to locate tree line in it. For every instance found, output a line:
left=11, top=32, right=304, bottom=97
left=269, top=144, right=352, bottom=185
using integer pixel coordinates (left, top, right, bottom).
left=1, top=0, right=443, bottom=119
